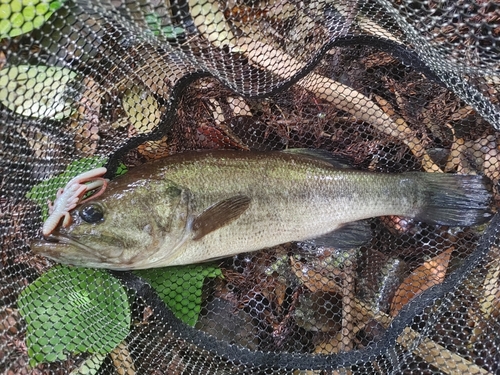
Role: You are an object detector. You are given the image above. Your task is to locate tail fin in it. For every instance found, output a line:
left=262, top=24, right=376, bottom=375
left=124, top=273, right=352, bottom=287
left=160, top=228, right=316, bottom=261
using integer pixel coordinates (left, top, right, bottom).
left=413, top=173, right=492, bottom=226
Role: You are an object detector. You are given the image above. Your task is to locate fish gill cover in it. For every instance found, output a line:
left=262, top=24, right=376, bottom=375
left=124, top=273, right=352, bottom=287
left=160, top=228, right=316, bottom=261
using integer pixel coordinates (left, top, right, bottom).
left=1, top=0, right=500, bottom=374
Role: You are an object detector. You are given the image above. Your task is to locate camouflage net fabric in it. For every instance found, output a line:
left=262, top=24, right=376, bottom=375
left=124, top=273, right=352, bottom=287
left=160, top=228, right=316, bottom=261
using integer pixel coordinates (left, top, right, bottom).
left=1, top=0, right=500, bottom=373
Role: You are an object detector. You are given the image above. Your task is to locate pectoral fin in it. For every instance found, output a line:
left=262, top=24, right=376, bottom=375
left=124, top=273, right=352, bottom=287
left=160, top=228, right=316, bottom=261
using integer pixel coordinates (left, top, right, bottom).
left=192, top=196, right=251, bottom=240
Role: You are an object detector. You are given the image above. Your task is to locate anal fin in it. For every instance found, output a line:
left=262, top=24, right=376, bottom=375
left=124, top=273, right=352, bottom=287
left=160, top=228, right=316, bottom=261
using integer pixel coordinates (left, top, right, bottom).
left=309, top=220, right=372, bottom=250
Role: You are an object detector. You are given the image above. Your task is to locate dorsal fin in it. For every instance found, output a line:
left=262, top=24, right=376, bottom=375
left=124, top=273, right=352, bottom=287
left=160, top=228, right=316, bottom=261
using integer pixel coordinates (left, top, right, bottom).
left=281, top=148, right=353, bottom=168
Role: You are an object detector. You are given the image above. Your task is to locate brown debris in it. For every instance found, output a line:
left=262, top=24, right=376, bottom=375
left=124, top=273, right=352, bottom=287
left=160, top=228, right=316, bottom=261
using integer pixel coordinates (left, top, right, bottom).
left=390, top=247, right=454, bottom=317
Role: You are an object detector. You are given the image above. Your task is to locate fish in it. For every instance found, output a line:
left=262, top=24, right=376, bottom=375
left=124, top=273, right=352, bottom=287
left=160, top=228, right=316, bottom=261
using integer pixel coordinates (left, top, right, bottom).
left=31, top=149, right=492, bottom=270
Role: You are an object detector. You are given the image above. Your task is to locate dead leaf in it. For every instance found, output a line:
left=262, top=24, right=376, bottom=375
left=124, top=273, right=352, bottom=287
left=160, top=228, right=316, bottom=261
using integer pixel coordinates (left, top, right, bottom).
left=390, top=248, right=453, bottom=317
left=110, top=341, right=136, bottom=375
left=290, top=255, right=342, bottom=294
left=195, top=123, right=250, bottom=150
left=479, top=256, right=500, bottom=319
left=137, top=136, right=171, bottom=160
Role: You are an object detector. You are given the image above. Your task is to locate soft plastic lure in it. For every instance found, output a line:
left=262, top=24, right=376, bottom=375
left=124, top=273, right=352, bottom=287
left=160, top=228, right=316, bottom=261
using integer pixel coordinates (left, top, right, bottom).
left=42, top=167, right=108, bottom=236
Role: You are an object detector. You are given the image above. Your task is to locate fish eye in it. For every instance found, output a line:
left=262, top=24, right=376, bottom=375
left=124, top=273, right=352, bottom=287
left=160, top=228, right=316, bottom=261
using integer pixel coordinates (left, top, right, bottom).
left=79, top=204, right=104, bottom=223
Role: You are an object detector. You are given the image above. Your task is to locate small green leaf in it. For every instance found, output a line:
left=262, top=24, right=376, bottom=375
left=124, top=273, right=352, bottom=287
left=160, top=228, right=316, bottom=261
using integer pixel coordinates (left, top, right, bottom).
left=18, top=266, right=130, bottom=366
left=69, top=352, right=107, bottom=375
left=0, top=0, right=63, bottom=38
left=122, top=87, right=161, bottom=134
left=144, top=12, right=184, bottom=39
left=26, top=157, right=107, bottom=221
left=0, top=64, right=77, bottom=119
left=115, top=162, right=128, bottom=177
left=136, top=265, right=222, bottom=326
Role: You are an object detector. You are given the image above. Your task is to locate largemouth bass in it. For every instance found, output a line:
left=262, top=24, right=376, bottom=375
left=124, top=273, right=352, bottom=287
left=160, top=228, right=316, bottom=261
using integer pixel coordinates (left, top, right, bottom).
left=31, top=150, right=492, bottom=270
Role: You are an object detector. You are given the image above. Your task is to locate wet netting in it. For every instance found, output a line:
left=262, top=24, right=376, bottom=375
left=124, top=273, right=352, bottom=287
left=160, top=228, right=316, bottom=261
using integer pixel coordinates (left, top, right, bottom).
left=2, top=0, right=500, bottom=373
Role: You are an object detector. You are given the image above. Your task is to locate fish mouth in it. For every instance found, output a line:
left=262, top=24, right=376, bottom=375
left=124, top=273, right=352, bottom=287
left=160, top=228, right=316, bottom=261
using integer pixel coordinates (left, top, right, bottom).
left=50, top=233, right=101, bottom=254
left=31, top=232, right=120, bottom=264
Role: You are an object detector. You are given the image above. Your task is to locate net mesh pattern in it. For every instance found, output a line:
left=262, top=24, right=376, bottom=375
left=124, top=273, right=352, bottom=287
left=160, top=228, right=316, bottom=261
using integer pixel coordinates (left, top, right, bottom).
left=1, top=0, right=500, bottom=373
